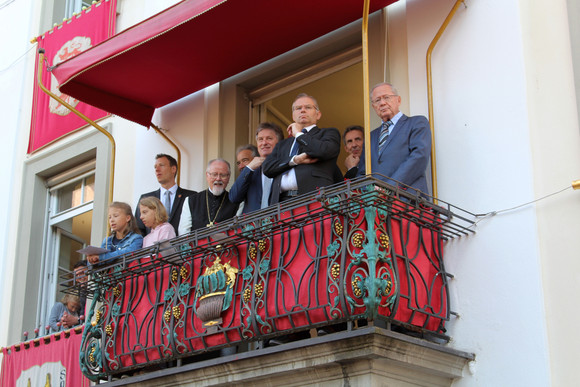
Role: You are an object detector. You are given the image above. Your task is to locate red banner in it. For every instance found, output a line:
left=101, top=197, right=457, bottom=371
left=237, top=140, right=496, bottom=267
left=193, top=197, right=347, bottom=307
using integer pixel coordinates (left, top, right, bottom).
left=28, top=0, right=116, bottom=153
left=0, top=329, right=90, bottom=387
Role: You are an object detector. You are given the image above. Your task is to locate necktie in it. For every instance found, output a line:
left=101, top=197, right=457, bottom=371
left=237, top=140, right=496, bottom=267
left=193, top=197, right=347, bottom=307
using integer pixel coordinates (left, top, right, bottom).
left=261, top=175, right=273, bottom=208
left=379, top=120, right=393, bottom=152
left=163, top=190, right=172, bottom=215
left=290, top=129, right=307, bottom=157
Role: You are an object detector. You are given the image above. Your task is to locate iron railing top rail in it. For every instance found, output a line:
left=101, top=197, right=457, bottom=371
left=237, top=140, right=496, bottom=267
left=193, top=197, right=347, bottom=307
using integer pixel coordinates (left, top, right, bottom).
left=60, top=176, right=475, bottom=295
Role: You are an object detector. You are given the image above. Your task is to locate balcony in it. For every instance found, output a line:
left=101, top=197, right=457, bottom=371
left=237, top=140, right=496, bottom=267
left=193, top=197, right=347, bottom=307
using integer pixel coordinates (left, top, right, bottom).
left=68, top=176, right=476, bottom=384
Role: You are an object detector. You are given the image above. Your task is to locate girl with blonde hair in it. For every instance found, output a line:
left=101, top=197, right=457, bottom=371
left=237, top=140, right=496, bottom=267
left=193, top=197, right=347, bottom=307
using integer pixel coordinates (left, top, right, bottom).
left=139, top=196, right=176, bottom=247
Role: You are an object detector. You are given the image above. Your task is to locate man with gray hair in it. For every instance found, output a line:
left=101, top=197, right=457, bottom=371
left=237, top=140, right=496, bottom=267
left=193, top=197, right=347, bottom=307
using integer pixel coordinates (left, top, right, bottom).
left=178, top=158, right=239, bottom=235
left=357, top=82, right=431, bottom=196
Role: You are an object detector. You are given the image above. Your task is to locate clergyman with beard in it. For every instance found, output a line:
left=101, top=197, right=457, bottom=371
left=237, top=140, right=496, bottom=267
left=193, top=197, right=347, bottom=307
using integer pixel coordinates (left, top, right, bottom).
left=177, top=158, right=239, bottom=235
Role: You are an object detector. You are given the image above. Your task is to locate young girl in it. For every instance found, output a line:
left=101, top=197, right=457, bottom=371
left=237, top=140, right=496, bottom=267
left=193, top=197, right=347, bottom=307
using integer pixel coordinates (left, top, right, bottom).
left=139, top=196, right=176, bottom=247
left=87, top=202, right=143, bottom=264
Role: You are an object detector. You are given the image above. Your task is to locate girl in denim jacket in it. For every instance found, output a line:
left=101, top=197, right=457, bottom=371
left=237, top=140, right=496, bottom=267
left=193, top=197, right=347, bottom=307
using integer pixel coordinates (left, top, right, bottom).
left=87, top=202, right=143, bottom=264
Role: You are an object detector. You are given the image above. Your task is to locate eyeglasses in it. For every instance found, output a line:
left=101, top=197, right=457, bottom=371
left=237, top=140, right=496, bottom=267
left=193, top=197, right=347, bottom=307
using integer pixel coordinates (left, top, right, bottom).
left=371, top=94, right=398, bottom=105
left=292, top=104, right=318, bottom=112
left=207, top=172, right=230, bottom=179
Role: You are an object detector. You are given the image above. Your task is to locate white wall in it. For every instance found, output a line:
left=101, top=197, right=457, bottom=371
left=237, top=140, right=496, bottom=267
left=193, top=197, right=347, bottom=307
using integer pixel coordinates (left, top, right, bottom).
left=0, top=0, right=41, bottom=346
left=518, top=0, right=580, bottom=385
left=421, top=0, right=550, bottom=384
left=131, top=89, right=209, bottom=211
left=389, top=0, right=580, bottom=385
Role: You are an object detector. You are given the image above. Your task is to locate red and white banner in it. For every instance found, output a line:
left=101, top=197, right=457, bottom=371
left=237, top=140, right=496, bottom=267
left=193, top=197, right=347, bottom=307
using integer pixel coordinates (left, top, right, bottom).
left=28, top=0, right=116, bottom=153
left=0, top=329, right=90, bottom=387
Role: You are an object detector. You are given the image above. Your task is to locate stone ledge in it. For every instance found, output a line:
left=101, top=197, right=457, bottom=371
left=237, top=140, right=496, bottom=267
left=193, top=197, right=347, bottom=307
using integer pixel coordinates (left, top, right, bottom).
left=108, top=327, right=474, bottom=387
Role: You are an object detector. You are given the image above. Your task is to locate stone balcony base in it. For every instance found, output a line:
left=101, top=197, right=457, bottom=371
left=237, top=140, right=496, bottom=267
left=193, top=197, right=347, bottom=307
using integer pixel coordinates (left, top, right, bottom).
left=106, top=326, right=474, bottom=387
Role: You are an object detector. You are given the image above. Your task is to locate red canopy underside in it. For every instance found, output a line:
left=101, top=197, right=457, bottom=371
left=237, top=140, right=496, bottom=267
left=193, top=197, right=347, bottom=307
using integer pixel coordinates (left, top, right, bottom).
left=52, top=0, right=396, bottom=127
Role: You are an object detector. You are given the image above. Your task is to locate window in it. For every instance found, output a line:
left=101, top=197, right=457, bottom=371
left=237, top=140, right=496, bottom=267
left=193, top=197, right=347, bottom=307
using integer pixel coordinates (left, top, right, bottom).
left=9, top=126, right=111, bottom=344
left=41, top=0, right=93, bottom=32
left=38, top=161, right=94, bottom=334
left=64, top=0, right=92, bottom=19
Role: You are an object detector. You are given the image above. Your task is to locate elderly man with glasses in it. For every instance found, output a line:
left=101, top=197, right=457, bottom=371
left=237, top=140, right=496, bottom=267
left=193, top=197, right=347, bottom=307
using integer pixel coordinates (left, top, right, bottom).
left=263, top=93, right=341, bottom=203
left=178, top=158, right=239, bottom=235
left=357, top=82, right=432, bottom=196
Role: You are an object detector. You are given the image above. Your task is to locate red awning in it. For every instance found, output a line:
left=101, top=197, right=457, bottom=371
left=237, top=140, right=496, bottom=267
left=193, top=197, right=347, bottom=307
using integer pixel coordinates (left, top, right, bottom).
left=52, top=0, right=396, bottom=127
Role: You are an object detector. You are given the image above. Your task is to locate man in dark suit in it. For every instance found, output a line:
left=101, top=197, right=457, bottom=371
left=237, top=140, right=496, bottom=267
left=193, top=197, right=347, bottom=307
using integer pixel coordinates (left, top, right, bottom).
left=135, top=154, right=195, bottom=235
left=357, top=82, right=431, bottom=195
left=343, top=125, right=364, bottom=180
left=263, top=93, right=341, bottom=203
left=229, top=123, right=284, bottom=214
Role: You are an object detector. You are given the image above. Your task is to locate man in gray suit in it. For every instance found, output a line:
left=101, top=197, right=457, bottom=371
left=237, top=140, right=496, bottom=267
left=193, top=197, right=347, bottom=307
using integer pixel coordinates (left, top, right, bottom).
left=358, top=82, right=431, bottom=196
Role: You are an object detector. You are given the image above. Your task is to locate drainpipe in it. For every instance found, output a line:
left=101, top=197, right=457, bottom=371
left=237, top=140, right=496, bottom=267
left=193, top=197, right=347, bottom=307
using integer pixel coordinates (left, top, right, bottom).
left=362, top=0, right=372, bottom=175
left=426, top=0, right=466, bottom=201
left=150, top=123, right=182, bottom=186
left=37, top=49, right=115, bottom=205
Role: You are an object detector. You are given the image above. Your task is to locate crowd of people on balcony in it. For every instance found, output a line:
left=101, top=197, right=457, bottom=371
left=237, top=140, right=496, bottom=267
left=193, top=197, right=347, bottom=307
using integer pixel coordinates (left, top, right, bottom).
left=81, top=82, right=431, bottom=266
left=50, top=81, right=434, bottom=379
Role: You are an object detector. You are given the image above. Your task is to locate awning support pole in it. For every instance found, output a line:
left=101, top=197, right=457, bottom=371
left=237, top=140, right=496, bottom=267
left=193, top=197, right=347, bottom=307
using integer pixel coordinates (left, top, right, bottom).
left=150, top=123, right=183, bottom=186
left=37, top=49, right=116, bottom=205
left=426, top=0, right=465, bottom=201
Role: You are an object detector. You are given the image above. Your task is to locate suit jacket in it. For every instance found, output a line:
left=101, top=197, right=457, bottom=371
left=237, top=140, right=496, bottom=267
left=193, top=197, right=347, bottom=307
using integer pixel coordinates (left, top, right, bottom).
left=343, top=166, right=359, bottom=180
left=135, top=186, right=196, bottom=235
left=357, top=114, right=431, bottom=195
left=229, top=166, right=264, bottom=214
left=263, top=126, right=341, bottom=204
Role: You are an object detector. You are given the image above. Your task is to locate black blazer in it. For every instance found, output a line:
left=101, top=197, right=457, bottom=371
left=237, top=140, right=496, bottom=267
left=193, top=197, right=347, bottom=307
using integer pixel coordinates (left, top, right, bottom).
left=135, top=186, right=196, bottom=235
left=263, top=126, right=341, bottom=204
left=343, top=166, right=359, bottom=180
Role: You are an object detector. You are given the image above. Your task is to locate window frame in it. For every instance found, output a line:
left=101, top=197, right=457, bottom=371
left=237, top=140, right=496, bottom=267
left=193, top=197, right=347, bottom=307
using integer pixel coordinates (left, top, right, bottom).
left=37, top=170, right=95, bottom=332
left=8, top=127, right=111, bottom=343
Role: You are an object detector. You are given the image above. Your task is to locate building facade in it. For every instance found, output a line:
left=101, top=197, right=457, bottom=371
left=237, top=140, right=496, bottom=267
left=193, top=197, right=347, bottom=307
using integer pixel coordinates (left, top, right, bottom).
left=1, top=0, right=579, bottom=385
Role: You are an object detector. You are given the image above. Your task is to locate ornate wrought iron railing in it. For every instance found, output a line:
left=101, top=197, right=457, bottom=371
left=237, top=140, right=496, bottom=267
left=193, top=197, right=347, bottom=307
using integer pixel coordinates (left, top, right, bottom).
left=62, top=176, right=475, bottom=381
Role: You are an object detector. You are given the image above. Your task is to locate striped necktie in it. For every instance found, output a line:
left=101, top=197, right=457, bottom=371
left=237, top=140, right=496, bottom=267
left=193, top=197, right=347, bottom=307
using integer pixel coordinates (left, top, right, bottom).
left=379, top=120, right=393, bottom=152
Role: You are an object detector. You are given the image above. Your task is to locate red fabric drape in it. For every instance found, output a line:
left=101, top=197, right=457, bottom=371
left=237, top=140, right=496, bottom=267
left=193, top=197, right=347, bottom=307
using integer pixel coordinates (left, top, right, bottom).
left=28, top=0, right=116, bottom=153
left=0, top=329, right=89, bottom=387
